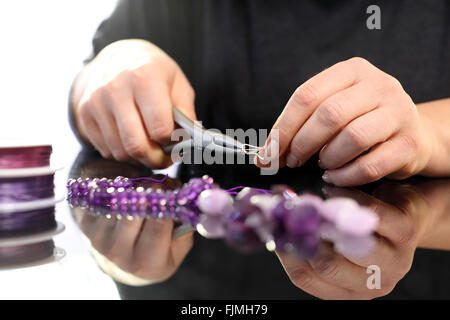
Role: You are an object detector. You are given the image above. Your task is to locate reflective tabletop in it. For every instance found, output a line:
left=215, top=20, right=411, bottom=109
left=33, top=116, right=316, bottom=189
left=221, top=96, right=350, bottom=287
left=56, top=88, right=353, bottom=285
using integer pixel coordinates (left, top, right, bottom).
left=1, top=143, right=449, bottom=299
left=64, top=147, right=450, bottom=299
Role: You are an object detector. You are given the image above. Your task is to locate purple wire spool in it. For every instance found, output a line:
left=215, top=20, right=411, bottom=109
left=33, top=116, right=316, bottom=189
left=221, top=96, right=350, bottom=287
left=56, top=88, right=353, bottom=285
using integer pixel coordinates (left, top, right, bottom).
left=0, top=145, right=52, bottom=169
left=0, top=206, right=57, bottom=237
left=0, top=174, right=55, bottom=203
left=0, top=240, right=55, bottom=268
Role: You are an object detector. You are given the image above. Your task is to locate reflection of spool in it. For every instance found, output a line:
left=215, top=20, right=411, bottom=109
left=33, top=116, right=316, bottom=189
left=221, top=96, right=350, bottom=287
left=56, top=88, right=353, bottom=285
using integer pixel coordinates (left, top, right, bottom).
left=0, top=240, right=55, bottom=268
left=0, top=144, right=65, bottom=269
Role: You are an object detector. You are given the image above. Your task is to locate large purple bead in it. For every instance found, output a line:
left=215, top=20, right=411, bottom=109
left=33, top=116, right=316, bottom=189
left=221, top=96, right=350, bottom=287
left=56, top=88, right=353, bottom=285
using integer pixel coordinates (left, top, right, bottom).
left=283, top=196, right=322, bottom=235
left=197, top=189, right=233, bottom=217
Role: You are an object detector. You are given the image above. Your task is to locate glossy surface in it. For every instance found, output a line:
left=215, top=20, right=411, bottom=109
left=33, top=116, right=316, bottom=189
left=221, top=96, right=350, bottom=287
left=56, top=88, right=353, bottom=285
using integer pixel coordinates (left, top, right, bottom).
left=65, top=148, right=450, bottom=299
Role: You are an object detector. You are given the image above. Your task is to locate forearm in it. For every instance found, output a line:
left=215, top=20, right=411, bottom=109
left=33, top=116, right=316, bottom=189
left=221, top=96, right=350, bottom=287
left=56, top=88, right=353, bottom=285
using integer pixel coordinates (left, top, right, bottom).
left=417, top=98, right=450, bottom=176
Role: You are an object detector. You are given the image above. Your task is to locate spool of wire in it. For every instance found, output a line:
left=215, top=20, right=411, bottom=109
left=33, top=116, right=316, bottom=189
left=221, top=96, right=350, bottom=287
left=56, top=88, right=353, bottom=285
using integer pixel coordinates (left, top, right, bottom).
left=0, top=174, right=55, bottom=203
left=0, top=240, right=56, bottom=268
left=0, top=143, right=64, bottom=268
left=0, top=145, right=52, bottom=169
left=0, top=206, right=57, bottom=237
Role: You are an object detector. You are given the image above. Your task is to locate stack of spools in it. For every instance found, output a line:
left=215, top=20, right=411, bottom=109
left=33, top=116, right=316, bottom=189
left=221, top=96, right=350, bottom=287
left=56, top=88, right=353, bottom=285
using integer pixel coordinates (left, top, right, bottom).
left=0, top=144, right=65, bottom=269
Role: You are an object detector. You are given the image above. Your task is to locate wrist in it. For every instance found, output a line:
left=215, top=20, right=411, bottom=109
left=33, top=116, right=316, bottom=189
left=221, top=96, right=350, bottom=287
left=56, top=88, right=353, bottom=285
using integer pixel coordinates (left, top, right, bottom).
left=417, top=105, right=442, bottom=176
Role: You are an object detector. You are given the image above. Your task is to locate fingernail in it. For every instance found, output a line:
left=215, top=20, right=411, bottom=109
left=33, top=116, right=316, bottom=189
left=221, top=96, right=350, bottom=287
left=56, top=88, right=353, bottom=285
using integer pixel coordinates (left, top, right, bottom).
left=259, top=139, right=279, bottom=165
left=286, top=154, right=298, bottom=168
left=318, top=159, right=326, bottom=169
left=322, top=171, right=332, bottom=184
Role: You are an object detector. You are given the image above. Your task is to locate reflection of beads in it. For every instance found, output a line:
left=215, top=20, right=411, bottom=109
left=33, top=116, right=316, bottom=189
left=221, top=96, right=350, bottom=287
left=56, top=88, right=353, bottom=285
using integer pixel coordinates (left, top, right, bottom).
left=67, top=175, right=214, bottom=225
left=67, top=175, right=379, bottom=259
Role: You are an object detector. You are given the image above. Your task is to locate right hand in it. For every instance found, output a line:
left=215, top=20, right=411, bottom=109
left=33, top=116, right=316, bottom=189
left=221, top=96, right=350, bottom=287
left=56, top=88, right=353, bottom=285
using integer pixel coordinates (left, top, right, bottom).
left=72, top=39, right=196, bottom=168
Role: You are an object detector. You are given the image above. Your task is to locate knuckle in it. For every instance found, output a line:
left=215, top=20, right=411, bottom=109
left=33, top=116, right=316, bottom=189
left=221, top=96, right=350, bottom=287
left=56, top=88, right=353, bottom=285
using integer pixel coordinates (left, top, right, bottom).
left=149, top=125, right=172, bottom=142
left=316, top=100, right=345, bottom=127
left=348, top=57, right=371, bottom=68
left=289, top=139, right=306, bottom=159
left=396, top=222, right=419, bottom=247
left=359, top=162, right=380, bottom=181
left=111, top=150, right=129, bottom=162
left=124, top=139, right=147, bottom=158
left=290, top=267, right=315, bottom=290
left=312, top=255, right=340, bottom=280
left=292, top=84, right=317, bottom=109
left=398, top=134, right=419, bottom=153
left=345, top=124, right=370, bottom=149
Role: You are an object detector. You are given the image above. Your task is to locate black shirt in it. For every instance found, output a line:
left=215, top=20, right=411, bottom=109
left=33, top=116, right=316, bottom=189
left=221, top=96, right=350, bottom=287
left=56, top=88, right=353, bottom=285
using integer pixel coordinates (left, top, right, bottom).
left=90, top=0, right=450, bottom=133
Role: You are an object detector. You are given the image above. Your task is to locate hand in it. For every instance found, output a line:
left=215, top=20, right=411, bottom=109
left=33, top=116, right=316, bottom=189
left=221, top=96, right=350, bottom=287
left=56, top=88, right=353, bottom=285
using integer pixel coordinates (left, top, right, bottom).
left=264, top=57, right=435, bottom=186
left=276, top=183, right=429, bottom=299
left=73, top=206, right=193, bottom=285
left=72, top=39, right=196, bottom=168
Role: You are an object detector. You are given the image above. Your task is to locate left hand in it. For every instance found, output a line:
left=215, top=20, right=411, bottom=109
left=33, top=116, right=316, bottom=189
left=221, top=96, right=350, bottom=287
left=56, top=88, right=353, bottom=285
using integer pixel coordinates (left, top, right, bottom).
left=262, top=57, right=435, bottom=186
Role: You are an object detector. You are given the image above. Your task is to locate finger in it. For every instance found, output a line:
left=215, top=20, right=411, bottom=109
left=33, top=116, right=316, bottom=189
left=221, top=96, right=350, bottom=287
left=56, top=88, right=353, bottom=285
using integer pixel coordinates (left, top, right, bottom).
left=112, top=96, right=172, bottom=168
left=322, top=185, right=419, bottom=248
left=102, top=218, right=145, bottom=270
left=323, top=135, right=415, bottom=186
left=78, top=105, right=111, bottom=158
left=134, top=75, right=174, bottom=144
left=319, top=108, right=399, bottom=169
left=276, top=251, right=353, bottom=299
left=270, top=57, right=374, bottom=159
left=170, top=231, right=194, bottom=266
left=133, top=218, right=174, bottom=270
left=89, top=93, right=131, bottom=161
left=286, top=80, right=380, bottom=168
left=308, top=244, right=370, bottom=292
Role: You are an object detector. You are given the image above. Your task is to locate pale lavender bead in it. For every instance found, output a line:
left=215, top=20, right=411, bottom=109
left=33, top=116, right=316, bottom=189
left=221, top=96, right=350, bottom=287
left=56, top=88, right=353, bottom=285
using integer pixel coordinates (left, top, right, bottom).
left=335, top=234, right=376, bottom=257
left=321, top=197, right=359, bottom=223
left=197, top=189, right=233, bottom=217
left=196, top=215, right=226, bottom=239
left=335, top=206, right=379, bottom=237
left=319, top=222, right=342, bottom=243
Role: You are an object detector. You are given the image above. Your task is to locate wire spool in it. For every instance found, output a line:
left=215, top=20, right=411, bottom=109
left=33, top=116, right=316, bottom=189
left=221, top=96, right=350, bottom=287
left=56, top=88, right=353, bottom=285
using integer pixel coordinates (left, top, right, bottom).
left=0, top=145, right=52, bottom=169
left=0, top=144, right=65, bottom=268
left=0, top=240, right=56, bottom=268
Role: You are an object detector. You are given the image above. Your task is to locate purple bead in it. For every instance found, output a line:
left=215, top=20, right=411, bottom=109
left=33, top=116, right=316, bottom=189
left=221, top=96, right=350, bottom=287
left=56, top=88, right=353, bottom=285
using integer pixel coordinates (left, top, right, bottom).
left=290, top=233, right=320, bottom=259
left=283, top=196, right=322, bottom=235
left=196, top=215, right=226, bottom=239
left=197, top=189, right=233, bottom=217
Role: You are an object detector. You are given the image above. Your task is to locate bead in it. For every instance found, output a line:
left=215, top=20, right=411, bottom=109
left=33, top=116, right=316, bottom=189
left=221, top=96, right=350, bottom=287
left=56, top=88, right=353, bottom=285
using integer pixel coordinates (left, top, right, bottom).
left=196, top=215, right=225, bottom=239
left=321, top=198, right=358, bottom=222
left=283, top=196, right=322, bottom=235
left=197, top=189, right=233, bottom=217
left=335, top=206, right=379, bottom=237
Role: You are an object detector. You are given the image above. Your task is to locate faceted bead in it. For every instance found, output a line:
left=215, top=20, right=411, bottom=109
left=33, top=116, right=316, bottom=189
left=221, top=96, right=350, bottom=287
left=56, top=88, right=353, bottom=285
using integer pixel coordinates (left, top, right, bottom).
left=335, top=207, right=379, bottom=237
left=283, top=196, right=322, bottom=235
left=197, top=189, right=233, bottom=217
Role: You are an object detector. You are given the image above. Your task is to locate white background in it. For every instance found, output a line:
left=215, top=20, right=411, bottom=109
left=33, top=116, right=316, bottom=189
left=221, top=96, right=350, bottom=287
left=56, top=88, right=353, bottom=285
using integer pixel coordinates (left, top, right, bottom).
left=0, top=1, right=121, bottom=299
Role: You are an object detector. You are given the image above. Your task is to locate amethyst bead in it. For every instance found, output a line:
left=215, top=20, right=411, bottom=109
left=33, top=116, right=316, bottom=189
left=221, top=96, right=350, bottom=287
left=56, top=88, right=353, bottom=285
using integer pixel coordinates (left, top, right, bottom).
left=197, top=189, right=233, bottom=217
left=283, top=196, right=322, bottom=235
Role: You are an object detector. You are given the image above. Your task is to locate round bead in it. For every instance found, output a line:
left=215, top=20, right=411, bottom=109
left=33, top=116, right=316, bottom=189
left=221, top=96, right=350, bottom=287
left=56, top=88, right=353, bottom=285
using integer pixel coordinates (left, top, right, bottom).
left=197, top=189, right=233, bottom=217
